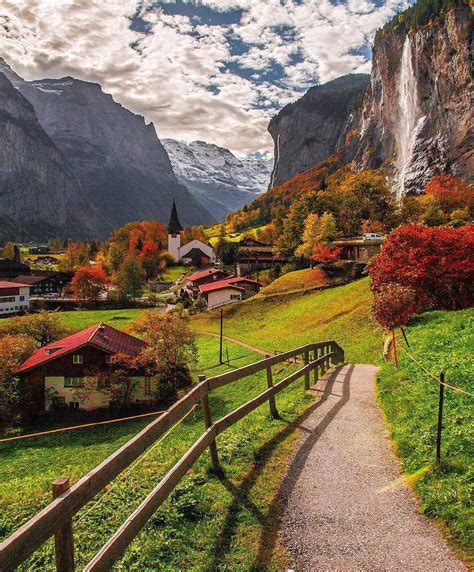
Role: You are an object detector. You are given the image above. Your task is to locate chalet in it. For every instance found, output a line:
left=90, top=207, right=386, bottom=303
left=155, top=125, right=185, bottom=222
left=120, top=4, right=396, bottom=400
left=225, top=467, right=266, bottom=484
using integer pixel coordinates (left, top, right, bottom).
left=198, top=276, right=262, bottom=308
left=12, top=271, right=73, bottom=296
left=0, top=246, right=31, bottom=279
left=237, top=238, right=286, bottom=274
left=334, top=235, right=384, bottom=263
left=17, top=323, right=155, bottom=412
left=182, top=268, right=230, bottom=297
left=33, top=255, right=59, bottom=266
left=167, top=201, right=216, bottom=267
left=0, top=281, right=31, bottom=316
left=198, top=281, right=244, bottom=309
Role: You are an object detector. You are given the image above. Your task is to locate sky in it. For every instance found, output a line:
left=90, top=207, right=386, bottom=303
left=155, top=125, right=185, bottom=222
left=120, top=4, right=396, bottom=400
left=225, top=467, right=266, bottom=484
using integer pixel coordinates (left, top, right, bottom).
left=0, top=0, right=410, bottom=156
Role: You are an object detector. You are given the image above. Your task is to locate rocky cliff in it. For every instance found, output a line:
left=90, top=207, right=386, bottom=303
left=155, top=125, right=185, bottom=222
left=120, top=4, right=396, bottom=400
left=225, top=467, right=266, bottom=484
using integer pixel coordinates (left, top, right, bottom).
left=267, top=2, right=473, bottom=197
left=163, top=139, right=272, bottom=220
left=0, top=59, right=214, bottom=239
left=268, top=74, right=370, bottom=187
left=351, top=2, right=473, bottom=196
left=0, top=72, right=98, bottom=242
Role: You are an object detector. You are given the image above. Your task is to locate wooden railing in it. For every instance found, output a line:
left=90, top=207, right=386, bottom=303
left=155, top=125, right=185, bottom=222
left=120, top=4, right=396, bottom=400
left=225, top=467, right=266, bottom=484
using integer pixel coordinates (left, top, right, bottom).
left=0, top=340, right=344, bottom=571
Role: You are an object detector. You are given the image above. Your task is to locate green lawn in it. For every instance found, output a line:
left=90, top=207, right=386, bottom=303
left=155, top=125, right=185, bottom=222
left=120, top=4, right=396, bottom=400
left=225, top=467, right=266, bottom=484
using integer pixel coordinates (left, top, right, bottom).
left=377, top=309, right=474, bottom=563
left=0, top=335, right=311, bottom=570
left=161, top=265, right=188, bottom=283
left=56, top=308, right=148, bottom=331
left=191, top=277, right=383, bottom=364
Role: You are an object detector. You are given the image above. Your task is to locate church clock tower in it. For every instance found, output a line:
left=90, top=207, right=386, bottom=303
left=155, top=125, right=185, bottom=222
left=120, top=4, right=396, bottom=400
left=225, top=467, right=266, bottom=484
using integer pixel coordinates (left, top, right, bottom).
left=167, top=200, right=184, bottom=261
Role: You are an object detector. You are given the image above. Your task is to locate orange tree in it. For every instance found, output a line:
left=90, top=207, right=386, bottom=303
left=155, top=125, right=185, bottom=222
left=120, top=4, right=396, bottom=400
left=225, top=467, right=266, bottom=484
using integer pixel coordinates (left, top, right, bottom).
left=71, top=265, right=109, bottom=302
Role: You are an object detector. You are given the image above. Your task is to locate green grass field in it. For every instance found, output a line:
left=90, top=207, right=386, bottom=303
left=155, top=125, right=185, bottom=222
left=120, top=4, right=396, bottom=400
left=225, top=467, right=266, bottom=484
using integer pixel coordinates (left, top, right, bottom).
left=0, top=336, right=311, bottom=570
left=258, top=267, right=328, bottom=296
left=191, top=277, right=383, bottom=364
left=161, top=265, right=187, bottom=283
left=377, top=309, right=474, bottom=562
left=55, top=308, right=148, bottom=331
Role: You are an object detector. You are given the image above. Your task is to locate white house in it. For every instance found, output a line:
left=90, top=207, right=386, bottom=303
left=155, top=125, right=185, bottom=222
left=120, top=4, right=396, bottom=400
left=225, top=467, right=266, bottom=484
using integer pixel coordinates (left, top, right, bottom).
left=198, top=281, right=244, bottom=308
left=0, top=281, right=30, bottom=316
left=167, top=200, right=215, bottom=266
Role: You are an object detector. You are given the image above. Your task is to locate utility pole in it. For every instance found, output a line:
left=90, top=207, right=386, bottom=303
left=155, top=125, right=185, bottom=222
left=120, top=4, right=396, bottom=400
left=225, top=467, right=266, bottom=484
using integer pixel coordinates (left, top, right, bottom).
left=219, top=307, right=224, bottom=364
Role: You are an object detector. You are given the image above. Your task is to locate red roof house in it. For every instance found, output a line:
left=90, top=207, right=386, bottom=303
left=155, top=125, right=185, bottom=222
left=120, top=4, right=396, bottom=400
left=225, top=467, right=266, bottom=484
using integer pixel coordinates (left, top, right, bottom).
left=17, top=324, right=150, bottom=413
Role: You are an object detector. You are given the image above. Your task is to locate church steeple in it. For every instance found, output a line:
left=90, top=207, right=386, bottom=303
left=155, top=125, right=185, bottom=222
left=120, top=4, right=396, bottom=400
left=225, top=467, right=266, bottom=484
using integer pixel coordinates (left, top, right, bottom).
left=167, top=200, right=183, bottom=234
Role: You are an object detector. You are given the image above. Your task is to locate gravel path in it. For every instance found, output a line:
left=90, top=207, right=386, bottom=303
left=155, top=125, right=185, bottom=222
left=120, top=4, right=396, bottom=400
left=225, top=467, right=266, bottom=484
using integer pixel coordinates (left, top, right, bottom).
left=280, top=364, right=465, bottom=571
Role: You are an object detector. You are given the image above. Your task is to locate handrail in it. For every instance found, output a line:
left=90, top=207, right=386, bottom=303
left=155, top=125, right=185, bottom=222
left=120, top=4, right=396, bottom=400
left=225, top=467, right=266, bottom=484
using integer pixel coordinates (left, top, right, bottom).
left=0, top=340, right=344, bottom=571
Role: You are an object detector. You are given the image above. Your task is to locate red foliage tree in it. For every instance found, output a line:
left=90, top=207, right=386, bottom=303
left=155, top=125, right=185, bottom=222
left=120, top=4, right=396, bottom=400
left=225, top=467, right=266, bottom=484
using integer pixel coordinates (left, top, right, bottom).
left=311, top=243, right=341, bottom=264
left=372, top=283, right=416, bottom=330
left=424, top=174, right=474, bottom=211
left=369, top=225, right=474, bottom=313
left=71, top=266, right=109, bottom=302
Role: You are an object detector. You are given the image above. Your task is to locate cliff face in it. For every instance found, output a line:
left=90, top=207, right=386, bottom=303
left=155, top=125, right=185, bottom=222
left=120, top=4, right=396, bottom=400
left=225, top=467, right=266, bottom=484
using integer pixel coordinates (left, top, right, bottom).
left=0, top=59, right=214, bottom=239
left=268, top=74, right=370, bottom=187
left=163, top=139, right=272, bottom=220
left=352, top=4, right=473, bottom=196
left=0, top=73, right=98, bottom=242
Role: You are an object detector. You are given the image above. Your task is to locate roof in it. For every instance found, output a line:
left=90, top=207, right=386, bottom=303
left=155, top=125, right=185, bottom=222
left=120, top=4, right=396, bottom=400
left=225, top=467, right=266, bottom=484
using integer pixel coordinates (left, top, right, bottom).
left=224, top=276, right=262, bottom=286
left=186, top=268, right=228, bottom=283
left=0, top=280, right=31, bottom=289
left=17, top=323, right=146, bottom=374
left=199, top=281, right=245, bottom=294
left=12, top=275, right=48, bottom=285
left=167, top=200, right=183, bottom=234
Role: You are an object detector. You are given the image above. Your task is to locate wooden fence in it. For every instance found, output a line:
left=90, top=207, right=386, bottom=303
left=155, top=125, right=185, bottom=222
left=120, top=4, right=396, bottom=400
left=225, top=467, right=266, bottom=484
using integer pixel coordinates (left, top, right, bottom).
left=0, top=340, right=344, bottom=571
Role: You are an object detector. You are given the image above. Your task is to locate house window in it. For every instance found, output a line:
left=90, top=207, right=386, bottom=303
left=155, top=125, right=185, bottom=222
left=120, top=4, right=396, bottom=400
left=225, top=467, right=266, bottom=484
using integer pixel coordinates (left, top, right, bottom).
left=64, top=377, right=84, bottom=388
left=105, top=355, right=113, bottom=364
left=0, top=297, right=15, bottom=303
left=144, top=377, right=151, bottom=396
left=230, top=294, right=240, bottom=300
left=19, top=296, right=25, bottom=301
left=73, top=354, right=83, bottom=364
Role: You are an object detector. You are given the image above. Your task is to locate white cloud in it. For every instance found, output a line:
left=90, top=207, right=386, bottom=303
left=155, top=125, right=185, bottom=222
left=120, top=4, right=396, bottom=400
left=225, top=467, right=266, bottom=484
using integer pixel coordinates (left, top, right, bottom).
left=0, top=0, right=409, bottom=154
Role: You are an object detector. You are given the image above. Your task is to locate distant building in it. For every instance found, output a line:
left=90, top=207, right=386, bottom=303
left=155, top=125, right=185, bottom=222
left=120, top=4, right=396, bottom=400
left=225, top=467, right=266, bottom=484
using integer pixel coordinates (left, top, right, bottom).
left=17, top=323, right=155, bottom=412
left=0, top=281, right=31, bottom=316
left=0, top=246, right=31, bottom=279
left=237, top=238, right=286, bottom=274
left=197, top=275, right=262, bottom=308
left=12, top=271, right=73, bottom=296
left=167, top=200, right=215, bottom=267
left=182, top=268, right=230, bottom=297
left=334, top=236, right=384, bottom=263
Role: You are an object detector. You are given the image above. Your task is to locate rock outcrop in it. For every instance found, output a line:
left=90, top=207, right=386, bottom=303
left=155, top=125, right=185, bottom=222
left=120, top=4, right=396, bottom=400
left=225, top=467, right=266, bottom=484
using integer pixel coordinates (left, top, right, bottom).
left=0, top=59, right=214, bottom=239
left=351, top=3, right=473, bottom=196
left=268, top=74, right=370, bottom=187
left=0, top=72, right=98, bottom=242
left=163, top=139, right=272, bottom=220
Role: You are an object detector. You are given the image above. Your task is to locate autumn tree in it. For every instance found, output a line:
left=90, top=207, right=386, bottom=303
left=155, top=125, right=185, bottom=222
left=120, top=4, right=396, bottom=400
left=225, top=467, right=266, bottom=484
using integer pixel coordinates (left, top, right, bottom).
left=131, top=312, right=196, bottom=401
left=369, top=225, right=474, bottom=313
left=2, top=242, right=16, bottom=259
left=139, top=240, right=161, bottom=279
left=71, top=265, right=109, bottom=302
left=113, top=255, right=146, bottom=301
left=295, top=213, right=320, bottom=259
left=0, top=310, right=71, bottom=347
left=0, top=335, right=36, bottom=423
left=59, top=242, right=91, bottom=271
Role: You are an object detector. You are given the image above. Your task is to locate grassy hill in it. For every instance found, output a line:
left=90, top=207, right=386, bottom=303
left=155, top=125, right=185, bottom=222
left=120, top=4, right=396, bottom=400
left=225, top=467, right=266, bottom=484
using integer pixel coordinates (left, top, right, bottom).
left=191, top=277, right=383, bottom=364
left=0, top=336, right=309, bottom=570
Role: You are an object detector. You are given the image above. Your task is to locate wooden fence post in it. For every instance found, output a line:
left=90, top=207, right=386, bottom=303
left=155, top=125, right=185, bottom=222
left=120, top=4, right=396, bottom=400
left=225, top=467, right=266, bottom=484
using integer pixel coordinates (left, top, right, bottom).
left=436, top=372, right=445, bottom=465
left=304, top=351, right=310, bottom=390
left=52, top=477, right=74, bottom=572
left=265, top=356, right=279, bottom=419
left=198, top=375, right=220, bottom=473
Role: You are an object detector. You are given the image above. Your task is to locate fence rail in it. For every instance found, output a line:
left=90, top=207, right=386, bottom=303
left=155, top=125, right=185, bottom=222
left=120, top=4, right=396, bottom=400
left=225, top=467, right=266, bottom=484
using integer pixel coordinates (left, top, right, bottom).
left=0, top=340, right=343, bottom=572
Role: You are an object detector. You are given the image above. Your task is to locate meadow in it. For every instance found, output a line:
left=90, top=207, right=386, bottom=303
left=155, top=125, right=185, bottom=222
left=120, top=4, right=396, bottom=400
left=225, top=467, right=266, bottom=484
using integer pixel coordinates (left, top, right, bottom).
left=0, top=335, right=311, bottom=570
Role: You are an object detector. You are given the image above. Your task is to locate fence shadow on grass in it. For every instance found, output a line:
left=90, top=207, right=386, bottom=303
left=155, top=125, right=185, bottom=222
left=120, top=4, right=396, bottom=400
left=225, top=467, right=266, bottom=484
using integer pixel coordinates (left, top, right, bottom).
left=205, top=364, right=354, bottom=571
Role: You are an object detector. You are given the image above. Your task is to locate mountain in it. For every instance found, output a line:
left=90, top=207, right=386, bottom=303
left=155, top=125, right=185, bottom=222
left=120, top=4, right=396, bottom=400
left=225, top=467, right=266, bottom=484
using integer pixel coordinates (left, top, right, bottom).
left=0, top=72, right=98, bottom=242
left=267, top=0, right=472, bottom=197
left=162, top=139, right=272, bottom=220
left=268, top=74, right=370, bottom=188
left=0, top=59, right=214, bottom=239
left=349, top=0, right=473, bottom=196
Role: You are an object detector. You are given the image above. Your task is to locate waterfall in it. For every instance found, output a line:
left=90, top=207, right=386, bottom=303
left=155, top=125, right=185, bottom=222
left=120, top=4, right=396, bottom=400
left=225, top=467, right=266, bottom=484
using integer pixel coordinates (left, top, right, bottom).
left=395, top=36, right=420, bottom=198
left=269, top=133, right=280, bottom=189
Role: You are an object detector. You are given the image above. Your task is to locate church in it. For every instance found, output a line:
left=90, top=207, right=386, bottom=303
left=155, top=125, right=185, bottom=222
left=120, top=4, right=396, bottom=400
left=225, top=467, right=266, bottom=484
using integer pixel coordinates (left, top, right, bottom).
left=167, top=201, right=216, bottom=267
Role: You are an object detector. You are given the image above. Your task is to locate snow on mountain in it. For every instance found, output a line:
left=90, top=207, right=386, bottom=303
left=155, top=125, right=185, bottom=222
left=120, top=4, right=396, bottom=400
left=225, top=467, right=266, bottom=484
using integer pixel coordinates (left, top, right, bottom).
left=163, top=139, right=272, bottom=220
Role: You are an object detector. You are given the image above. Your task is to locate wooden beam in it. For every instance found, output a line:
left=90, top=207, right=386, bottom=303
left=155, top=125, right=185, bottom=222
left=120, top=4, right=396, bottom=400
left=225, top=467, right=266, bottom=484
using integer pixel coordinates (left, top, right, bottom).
left=52, top=478, right=74, bottom=572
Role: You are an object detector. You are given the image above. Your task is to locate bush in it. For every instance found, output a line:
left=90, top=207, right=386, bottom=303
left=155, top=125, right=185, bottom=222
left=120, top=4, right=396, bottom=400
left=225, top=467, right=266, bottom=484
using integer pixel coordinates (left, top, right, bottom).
left=369, top=225, right=474, bottom=313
